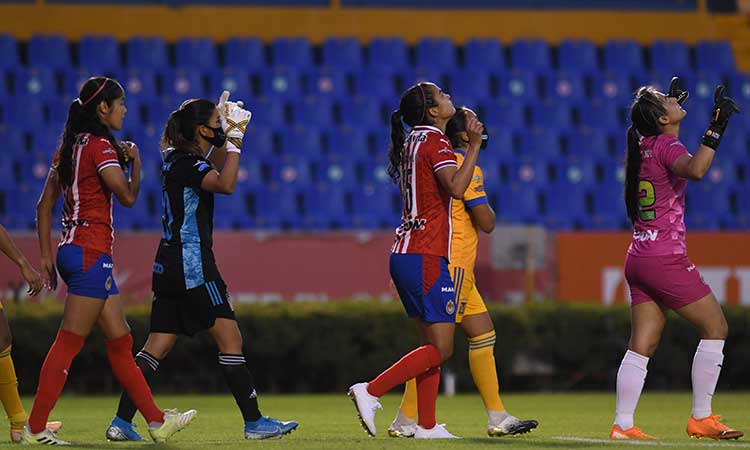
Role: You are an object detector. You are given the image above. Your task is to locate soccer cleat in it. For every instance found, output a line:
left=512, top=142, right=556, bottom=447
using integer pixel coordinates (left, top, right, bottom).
left=244, top=416, right=298, bottom=440
left=686, top=415, right=744, bottom=440
left=414, top=423, right=459, bottom=439
left=11, top=421, right=62, bottom=444
left=387, top=409, right=416, bottom=438
left=488, top=414, right=539, bottom=437
left=147, top=408, right=197, bottom=443
left=347, top=382, right=381, bottom=436
left=609, top=425, right=656, bottom=440
left=106, top=416, right=146, bottom=441
left=21, top=426, right=71, bottom=445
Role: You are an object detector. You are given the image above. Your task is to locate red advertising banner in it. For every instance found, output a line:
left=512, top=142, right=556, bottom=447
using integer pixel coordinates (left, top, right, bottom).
left=556, top=232, right=750, bottom=305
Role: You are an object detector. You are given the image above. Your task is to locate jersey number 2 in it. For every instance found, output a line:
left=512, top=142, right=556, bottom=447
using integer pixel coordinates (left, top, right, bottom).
left=638, top=180, right=656, bottom=221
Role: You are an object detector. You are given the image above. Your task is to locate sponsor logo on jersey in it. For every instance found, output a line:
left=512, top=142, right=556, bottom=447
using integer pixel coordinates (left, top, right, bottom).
left=446, top=300, right=455, bottom=315
left=153, top=262, right=164, bottom=274
left=406, top=134, right=427, bottom=143
left=441, top=286, right=455, bottom=293
left=633, top=230, right=659, bottom=242
left=437, top=147, right=453, bottom=154
left=473, top=185, right=485, bottom=193
left=195, top=162, right=210, bottom=172
left=399, top=218, right=427, bottom=233
left=102, top=148, right=116, bottom=155
left=687, top=264, right=696, bottom=272
left=102, top=262, right=114, bottom=269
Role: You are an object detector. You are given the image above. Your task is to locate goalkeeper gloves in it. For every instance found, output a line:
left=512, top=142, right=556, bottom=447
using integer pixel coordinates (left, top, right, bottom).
left=217, top=90, right=252, bottom=154
left=701, top=85, right=740, bottom=150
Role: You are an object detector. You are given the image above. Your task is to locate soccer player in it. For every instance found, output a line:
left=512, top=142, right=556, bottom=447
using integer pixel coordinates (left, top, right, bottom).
left=106, top=94, right=298, bottom=441
left=0, top=225, right=62, bottom=443
left=611, top=78, right=742, bottom=440
left=387, top=107, right=538, bottom=438
left=348, top=83, right=484, bottom=439
left=29, top=76, right=196, bottom=445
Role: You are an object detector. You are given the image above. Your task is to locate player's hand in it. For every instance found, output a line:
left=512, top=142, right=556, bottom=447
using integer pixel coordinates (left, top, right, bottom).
left=20, top=261, right=43, bottom=296
left=217, top=91, right=252, bottom=153
left=668, top=76, right=689, bottom=105
left=702, top=85, right=740, bottom=150
left=120, top=141, right=140, bottom=162
left=466, top=115, right=484, bottom=149
left=40, top=257, right=57, bottom=291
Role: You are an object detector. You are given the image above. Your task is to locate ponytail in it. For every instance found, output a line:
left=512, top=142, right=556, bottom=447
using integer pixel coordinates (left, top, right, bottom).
left=624, top=125, right=643, bottom=224
left=57, top=99, right=83, bottom=188
left=387, top=110, right=406, bottom=183
left=160, top=98, right=216, bottom=154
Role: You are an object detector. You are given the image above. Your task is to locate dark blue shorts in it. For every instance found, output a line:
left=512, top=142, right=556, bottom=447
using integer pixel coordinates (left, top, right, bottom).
left=389, top=253, right=456, bottom=323
left=57, top=244, right=119, bottom=300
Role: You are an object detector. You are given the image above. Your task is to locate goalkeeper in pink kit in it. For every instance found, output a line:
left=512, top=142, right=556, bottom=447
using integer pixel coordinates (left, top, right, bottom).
left=611, top=77, right=742, bottom=441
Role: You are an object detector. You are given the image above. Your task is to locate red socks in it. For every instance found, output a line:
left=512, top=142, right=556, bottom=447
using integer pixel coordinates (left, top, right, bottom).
left=29, top=330, right=85, bottom=433
left=367, top=344, right=442, bottom=397
left=106, top=334, right=164, bottom=424
left=416, top=366, right=440, bottom=429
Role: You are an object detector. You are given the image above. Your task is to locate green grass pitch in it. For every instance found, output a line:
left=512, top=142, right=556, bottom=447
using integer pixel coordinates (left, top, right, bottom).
left=3, top=392, right=749, bottom=449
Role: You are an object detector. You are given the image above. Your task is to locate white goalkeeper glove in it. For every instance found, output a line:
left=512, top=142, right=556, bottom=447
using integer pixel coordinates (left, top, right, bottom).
left=217, top=90, right=252, bottom=154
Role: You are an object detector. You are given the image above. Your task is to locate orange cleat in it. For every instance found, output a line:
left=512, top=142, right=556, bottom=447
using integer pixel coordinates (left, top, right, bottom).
left=687, top=415, right=744, bottom=440
left=609, top=425, right=656, bottom=440
left=10, top=421, right=62, bottom=443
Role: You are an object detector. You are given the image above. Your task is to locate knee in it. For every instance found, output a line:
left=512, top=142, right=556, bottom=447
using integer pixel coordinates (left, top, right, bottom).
left=436, top=343, right=453, bottom=362
left=701, top=317, right=728, bottom=340
left=629, top=337, right=660, bottom=358
left=0, top=330, right=12, bottom=351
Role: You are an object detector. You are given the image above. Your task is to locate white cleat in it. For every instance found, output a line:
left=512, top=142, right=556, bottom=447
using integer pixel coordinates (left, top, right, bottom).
left=147, top=408, right=197, bottom=443
left=414, top=423, right=459, bottom=439
left=488, top=413, right=539, bottom=437
left=347, top=382, right=381, bottom=436
left=21, top=426, right=71, bottom=446
left=388, top=409, right=417, bottom=438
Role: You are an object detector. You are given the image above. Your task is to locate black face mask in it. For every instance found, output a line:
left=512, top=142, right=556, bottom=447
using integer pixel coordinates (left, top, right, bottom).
left=200, top=125, right=226, bottom=148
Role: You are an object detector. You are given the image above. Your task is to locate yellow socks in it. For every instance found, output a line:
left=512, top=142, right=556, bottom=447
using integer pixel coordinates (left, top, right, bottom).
left=399, top=378, right=418, bottom=420
left=0, top=345, right=27, bottom=428
left=469, top=331, right=505, bottom=412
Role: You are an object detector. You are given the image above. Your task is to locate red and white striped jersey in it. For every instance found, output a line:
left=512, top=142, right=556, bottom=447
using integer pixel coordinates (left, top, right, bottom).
left=391, top=125, right=457, bottom=259
left=52, top=133, right=121, bottom=256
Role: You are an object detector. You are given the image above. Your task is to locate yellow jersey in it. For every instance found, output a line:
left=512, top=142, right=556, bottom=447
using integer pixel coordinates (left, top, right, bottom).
left=450, top=149, right=488, bottom=272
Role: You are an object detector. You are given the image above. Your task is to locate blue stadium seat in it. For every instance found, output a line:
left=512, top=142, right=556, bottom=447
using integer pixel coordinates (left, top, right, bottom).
left=464, top=38, right=505, bottom=71
left=213, top=191, right=249, bottom=230
left=338, top=96, right=383, bottom=128
left=543, top=183, right=589, bottom=230
left=79, top=35, right=120, bottom=72
left=127, top=36, right=168, bottom=70
left=688, top=182, right=730, bottom=218
left=3, top=96, right=44, bottom=128
left=29, top=35, right=70, bottom=70
left=530, top=100, right=573, bottom=129
left=119, top=68, right=160, bottom=99
left=546, top=71, right=587, bottom=102
left=650, top=40, right=691, bottom=74
left=695, top=41, right=735, bottom=75
left=567, top=127, right=610, bottom=160
left=519, top=127, right=562, bottom=158
left=558, top=39, right=598, bottom=74
left=498, top=69, right=541, bottom=100
left=161, top=68, right=206, bottom=99
left=304, top=184, right=353, bottom=229
left=692, top=71, right=724, bottom=104
left=368, top=37, right=408, bottom=70
left=727, top=72, right=750, bottom=104
left=326, top=126, right=370, bottom=161
left=305, top=68, right=349, bottom=98
left=590, top=182, right=628, bottom=230
left=0, top=34, right=18, bottom=69
left=268, top=157, right=314, bottom=191
left=248, top=97, right=286, bottom=127
left=43, top=98, right=69, bottom=131
left=510, top=39, right=551, bottom=71
left=144, top=96, right=179, bottom=127
left=243, top=125, right=276, bottom=160
left=264, top=184, right=306, bottom=229
left=591, top=71, right=639, bottom=102
left=315, top=158, right=358, bottom=188
left=208, top=68, right=253, bottom=102
left=353, top=69, right=398, bottom=100
left=322, top=37, right=363, bottom=71
left=279, top=126, right=323, bottom=157
left=552, top=156, right=597, bottom=186
left=721, top=128, right=748, bottom=159
left=578, top=99, right=624, bottom=130
left=237, top=158, right=267, bottom=188
left=258, top=67, right=303, bottom=99
left=360, top=160, right=392, bottom=186
left=492, top=183, right=541, bottom=223
left=175, top=37, right=217, bottom=70
left=0, top=127, right=25, bottom=157
left=12, top=67, right=58, bottom=99
left=416, top=37, right=456, bottom=71
left=482, top=127, right=514, bottom=156
left=291, top=96, right=334, bottom=129
left=481, top=98, right=526, bottom=129
left=352, top=183, right=400, bottom=229
left=272, top=37, right=313, bottom=69
left=224, top=37, right=266, bottom=70
left=603, top=40, right=644, bottom=74
left=447, top=70, right=492, bottom=103
left=61, top=67, right=122, bottom=99
left=505, top=156, right=551, bottom=186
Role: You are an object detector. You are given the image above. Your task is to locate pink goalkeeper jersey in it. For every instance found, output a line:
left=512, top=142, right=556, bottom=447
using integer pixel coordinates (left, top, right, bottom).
left=627, top=133, right=690, bottom=257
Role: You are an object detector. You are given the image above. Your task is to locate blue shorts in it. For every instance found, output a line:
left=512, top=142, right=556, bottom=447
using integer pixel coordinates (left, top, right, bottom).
left=57, top=244, right=119, bottom=300
left=389, top=253, right=456, bottom=323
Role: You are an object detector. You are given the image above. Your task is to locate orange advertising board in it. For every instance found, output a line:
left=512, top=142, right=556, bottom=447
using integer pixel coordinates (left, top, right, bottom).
left=556, top=232, right=750, bottom=305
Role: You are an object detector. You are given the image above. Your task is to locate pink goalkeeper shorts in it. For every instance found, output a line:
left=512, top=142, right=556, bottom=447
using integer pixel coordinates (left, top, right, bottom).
left=624, top=253, right=712, bottom=310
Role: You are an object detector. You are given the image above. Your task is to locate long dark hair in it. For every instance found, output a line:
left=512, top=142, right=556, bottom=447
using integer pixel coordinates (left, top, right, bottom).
left=161, top=98, right=216, bottom=154
left=446, top=106, right=469, bottom=149
left=57, top=77, right=124, bottom=188
left=387, top=83, right=438, bottom=183
left=624, top=87, right=667, bottom=223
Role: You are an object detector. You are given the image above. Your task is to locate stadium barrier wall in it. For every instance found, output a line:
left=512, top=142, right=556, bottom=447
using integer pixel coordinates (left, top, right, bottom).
left=5, top=301, right=750, bottom=394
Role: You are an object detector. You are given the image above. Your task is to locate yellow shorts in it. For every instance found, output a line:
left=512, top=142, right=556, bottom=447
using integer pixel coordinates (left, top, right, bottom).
left=450, top=265, right=487, bottom=323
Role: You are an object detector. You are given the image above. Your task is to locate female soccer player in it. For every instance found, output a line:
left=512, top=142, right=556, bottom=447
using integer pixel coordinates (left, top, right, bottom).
left=0, top=225, right=62, bottom=443
left=349, top=83, right=483, bottom=439
left=29, top=76, right=196, bottom=445
left=388, top=107, right=538, bottom=438
left=611, top=78, right=742, bottom=441
left=106, top=94, right=298, bottom=441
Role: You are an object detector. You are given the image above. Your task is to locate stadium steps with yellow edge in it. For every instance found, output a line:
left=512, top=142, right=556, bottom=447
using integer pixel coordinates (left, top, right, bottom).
left=712, top=14, right=750, bottom=72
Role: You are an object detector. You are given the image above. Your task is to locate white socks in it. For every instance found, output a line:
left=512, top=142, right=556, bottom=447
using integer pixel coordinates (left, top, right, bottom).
left=691, top=339, right=725, bottom=420
left=614, top=350, right=649, bottom=430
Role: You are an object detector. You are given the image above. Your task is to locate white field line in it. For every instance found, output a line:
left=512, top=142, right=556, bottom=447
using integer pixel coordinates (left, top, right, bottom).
left=552, top=436, right=750, bottom=447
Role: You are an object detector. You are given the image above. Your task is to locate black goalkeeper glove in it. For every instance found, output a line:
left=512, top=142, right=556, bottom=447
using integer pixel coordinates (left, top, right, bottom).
left=701, top=85, right=740, bottom=150
left=668, top=76, right=689, bottom=105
